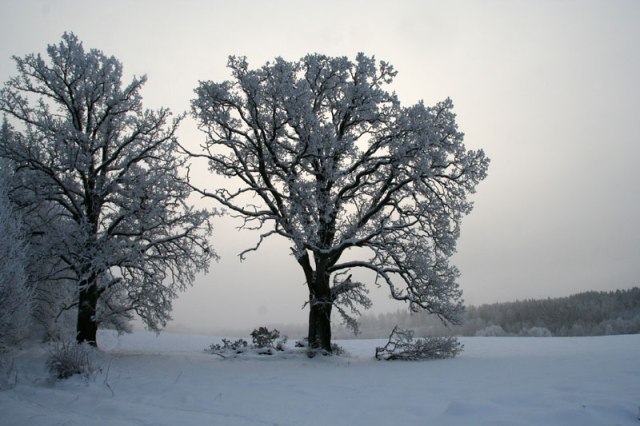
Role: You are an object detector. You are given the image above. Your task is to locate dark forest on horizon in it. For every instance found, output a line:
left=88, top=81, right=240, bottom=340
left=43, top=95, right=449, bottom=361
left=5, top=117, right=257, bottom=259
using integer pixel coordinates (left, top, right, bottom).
left=327, top=287, right=640, bottom=339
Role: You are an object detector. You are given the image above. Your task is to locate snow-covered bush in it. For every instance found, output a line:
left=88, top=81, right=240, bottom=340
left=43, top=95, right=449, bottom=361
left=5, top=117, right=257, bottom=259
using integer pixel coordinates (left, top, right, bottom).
left=328, top=343, right=346, bottom=357
left=251, top=327, right=282, bottom=349
left=295, top=337, right=346, bottom=357
left=205, top=328, right=295, bottom=358
left=206, top=339, right=249, bottom=355
left=375, top=326, right=463, bottom=361
left=46, top=341, right=100, bottom=380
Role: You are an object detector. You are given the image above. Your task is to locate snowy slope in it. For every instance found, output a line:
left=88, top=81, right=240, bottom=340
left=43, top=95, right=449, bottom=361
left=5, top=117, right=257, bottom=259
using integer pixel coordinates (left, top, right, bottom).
left=1, top=331, right=639, bottom=425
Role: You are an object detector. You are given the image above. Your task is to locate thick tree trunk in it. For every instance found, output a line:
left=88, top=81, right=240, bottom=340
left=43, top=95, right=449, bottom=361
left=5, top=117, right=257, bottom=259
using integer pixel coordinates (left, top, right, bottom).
left=298, top=251, right=334, bottom=354
left=76, top=278, right=99, bottom=346
left=308, top=297, right=333, bottom=353
left=307, top=266, right=333, bottom=353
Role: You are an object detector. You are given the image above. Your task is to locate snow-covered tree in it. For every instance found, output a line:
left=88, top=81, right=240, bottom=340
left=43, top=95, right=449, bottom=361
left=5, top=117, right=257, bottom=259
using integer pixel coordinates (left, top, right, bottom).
left=2, top=120, right=77, bottom=341
left=14, top=170, right=77, bottom=341
left=189, top=54, right=489, bottom=352
left=0, top=33, right=214, bottom=345
left=0, top=153, right=31, bottom=347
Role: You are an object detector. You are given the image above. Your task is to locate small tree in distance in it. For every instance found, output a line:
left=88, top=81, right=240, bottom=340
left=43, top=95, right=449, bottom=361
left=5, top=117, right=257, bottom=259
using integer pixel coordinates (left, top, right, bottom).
left=0, top=33, right=215, bottom=345
left=189, top=54, right=489, bottom=353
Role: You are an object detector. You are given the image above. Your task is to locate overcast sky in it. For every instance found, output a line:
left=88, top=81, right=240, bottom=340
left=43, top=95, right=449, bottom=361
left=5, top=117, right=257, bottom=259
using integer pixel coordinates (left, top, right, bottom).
left=1, top=0, right=638, bottom=333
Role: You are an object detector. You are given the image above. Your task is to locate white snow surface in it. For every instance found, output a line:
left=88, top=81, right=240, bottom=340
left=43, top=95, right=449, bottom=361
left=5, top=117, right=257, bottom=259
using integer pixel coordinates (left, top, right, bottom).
left=1, top=331, right=639, bottom=425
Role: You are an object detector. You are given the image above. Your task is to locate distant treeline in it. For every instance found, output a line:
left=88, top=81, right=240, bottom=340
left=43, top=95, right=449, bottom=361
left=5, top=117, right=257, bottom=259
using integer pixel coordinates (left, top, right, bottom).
left=331, top=288, right=640, bottom=338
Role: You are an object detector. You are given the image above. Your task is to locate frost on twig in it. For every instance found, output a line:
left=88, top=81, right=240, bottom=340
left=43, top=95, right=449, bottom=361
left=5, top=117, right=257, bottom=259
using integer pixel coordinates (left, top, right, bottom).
left=375, top=326, right=463, bottom=361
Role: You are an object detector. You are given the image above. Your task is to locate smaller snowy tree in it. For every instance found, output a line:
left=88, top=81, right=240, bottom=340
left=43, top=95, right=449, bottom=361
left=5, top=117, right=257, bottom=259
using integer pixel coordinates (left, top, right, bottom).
left=0, top=155, right=31, bottom=347
left=0, top=33, right=215, bottom=345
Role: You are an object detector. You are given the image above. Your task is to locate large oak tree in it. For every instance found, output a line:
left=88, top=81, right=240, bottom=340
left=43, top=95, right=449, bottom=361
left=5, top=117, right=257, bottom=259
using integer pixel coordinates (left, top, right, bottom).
left=190, top=53, right=489, bottom=352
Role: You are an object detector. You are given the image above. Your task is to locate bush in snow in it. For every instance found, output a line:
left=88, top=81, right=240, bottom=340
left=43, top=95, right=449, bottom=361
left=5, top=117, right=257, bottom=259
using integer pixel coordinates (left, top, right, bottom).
left=294, top=337, right=346, bottom=357
left=250, top=327, right=282, bottom=349
left=307, top=342, right=346, bottom=358
left=375, top=326, right=463, bottom=361
left=206, top=338, right=249, bottom=355
left=328, top=343, right=346, bottom=357
left=46, top=341, right=100, bottom=380
left=205, top=327, right=294, bottom=358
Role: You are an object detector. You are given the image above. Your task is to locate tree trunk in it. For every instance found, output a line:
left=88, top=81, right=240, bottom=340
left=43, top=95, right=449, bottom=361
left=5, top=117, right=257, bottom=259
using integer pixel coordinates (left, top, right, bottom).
left=76, top=278, right=99, bottom=346
left=307, top=267, right=333, bottom=353
left=308, top=298, right=333, bottom=352
left=299, top=251, right=334, bottom=354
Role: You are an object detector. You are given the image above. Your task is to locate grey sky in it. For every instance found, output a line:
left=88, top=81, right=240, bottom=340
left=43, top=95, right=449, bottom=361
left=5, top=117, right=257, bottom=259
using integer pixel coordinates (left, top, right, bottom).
left=1, top=0, right=638, bottom=333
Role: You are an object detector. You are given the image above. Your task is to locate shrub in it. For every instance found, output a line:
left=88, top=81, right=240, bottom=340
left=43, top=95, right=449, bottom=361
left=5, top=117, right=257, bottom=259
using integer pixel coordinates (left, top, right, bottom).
left=274, top=336, right=288, bottom=351
left=305, top=341, right=347, bottom=358
left=330, top=343, right=346, bottom=356
left=250, top=327, right=280, bottom=348
left=250, top=327, right=287, bottom=353
left=205, top=327, right=292, bottom=358
left=207, top=338, right=249, bottom=354
left=375, top=326, right=463, bottom=361
left=46, top=341, right=99, bottom=380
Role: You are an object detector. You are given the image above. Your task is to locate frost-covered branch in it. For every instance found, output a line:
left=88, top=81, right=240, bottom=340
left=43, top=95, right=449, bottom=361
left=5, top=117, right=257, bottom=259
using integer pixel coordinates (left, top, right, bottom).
left=375, top=326, right=463, bottom=361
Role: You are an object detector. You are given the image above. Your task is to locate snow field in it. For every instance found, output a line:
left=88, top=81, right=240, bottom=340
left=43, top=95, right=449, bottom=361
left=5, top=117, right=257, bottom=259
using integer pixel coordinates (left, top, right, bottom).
left=1, top=331, right=639, bottom=425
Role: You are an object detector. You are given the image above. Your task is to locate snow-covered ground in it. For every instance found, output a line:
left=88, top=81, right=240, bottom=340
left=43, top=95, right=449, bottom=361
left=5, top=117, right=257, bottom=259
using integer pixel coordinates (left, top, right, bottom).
left=1, top=331, right=639, bottom=425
